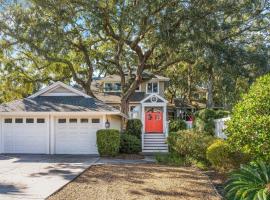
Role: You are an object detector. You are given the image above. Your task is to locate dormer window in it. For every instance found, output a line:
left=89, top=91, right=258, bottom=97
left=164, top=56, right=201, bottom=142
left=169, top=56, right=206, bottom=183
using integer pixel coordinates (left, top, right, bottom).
left=104, top=82, right=121, bottom=92
left=147, top=82, right=158, bottom=93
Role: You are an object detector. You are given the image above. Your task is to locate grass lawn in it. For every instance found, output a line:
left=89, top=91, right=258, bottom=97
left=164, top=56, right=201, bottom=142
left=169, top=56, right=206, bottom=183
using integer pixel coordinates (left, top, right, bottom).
left=48, top=163, right=221, bottom=200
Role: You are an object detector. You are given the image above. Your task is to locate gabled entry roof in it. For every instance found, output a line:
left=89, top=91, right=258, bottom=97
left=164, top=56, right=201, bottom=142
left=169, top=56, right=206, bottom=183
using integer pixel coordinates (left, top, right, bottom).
left=0, top=82, right=125, bottom=116
left=140, top=94, right=168, bottom=104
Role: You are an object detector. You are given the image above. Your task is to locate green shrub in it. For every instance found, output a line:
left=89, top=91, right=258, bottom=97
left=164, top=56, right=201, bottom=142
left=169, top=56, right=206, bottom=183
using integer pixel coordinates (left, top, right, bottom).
left=96, top=129, right=120, bottom=156
left=226, top=74, right=270, bottom=161
left=225, top=161, right=270, bottom=200
left=206, top=140, right=249, bottom=171
left=194, top=109, right=217, bottom=135
left=155, top=153, right=188, bottom=166
left=194, top=109, right=230, bottom=135
left=169, top=119, right=186, bottom=132
left=120, top=133, right=141, bottom=154
left=167, top=129, right=214, bottom=161
left=126, top=119, right=142, bottom=139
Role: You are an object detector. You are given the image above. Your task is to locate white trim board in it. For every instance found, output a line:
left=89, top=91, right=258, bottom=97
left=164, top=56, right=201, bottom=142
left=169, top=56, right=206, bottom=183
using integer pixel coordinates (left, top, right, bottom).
left=29, top=81, right=91, bottom=98
left=140, top=93, right=168, bottom=104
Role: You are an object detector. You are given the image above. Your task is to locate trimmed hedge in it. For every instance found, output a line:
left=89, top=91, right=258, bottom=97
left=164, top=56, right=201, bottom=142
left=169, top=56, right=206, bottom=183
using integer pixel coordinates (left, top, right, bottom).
left=120, top=133, right=141, bottom=154
left=169, top=119, right=186, bottom=132
left=126, top=119, right=142, bottom=139
left=96, top=129, right=120, bottom=156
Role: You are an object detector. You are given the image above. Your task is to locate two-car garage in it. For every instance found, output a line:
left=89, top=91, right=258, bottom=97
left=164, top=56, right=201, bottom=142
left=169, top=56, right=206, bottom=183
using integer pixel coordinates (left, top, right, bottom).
left=0, top=115, right=103, bottom=155
left=0, top=81, right=123, bottom=155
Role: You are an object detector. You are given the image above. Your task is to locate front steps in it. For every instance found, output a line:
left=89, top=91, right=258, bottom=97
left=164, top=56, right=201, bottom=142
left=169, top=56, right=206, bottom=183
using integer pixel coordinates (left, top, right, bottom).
left=142, top=134, right=168, bottom=153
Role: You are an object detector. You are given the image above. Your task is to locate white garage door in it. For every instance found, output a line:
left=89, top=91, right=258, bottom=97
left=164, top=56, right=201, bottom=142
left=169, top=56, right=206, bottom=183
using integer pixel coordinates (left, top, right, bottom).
left=2, top=117, right=48, bottom=154
left=55, top=117, right=101, bottom=154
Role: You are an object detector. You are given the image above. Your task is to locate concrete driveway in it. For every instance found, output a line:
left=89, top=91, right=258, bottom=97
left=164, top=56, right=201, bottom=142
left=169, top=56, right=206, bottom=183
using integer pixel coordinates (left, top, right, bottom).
left=0, top=154, right=99, bottom=200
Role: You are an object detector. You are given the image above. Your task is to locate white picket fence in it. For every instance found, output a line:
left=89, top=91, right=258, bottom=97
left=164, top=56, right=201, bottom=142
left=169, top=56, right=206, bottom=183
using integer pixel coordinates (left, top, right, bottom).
left=214, top=117, right=230, bottom=139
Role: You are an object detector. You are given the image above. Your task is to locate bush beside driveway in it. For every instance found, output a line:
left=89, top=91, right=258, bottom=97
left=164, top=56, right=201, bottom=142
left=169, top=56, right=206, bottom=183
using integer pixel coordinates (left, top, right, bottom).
left=48, top=163, right=221, bottom=200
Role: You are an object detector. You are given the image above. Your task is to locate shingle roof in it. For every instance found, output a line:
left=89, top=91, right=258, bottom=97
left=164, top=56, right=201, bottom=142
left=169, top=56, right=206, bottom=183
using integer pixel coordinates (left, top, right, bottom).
left=0, top=96, right=120, bottom=113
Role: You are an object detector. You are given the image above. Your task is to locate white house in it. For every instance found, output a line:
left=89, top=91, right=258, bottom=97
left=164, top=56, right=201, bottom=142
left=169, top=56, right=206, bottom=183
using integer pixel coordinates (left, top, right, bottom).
left=0, top=78, right=170, bottom=155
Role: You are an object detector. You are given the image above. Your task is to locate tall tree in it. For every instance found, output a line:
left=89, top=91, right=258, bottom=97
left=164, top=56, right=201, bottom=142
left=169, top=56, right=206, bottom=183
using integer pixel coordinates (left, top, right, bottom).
left=160, top=0, right=270, bottom=108
left=76, top=0, right=190, bottom=114
left=0, top=0, right=107, bottom=96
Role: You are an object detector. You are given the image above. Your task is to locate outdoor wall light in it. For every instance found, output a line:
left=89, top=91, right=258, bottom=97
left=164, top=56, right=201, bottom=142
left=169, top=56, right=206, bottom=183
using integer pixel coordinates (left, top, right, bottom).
left=105, top=119, right=110, bottom=129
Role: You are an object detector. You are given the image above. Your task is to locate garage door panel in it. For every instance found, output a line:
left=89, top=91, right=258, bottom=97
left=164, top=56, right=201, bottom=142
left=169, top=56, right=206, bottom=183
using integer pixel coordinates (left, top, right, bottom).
left=2, top=118, right=48, bottom=154
left=55, top=118, right=100, bottom=154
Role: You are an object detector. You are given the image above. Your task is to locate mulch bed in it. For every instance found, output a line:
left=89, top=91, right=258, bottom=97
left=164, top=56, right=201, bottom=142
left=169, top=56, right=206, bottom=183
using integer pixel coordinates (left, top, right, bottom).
left=204, top=170, right=227, bottom=198
left=48, top=163, right=221, bottom=200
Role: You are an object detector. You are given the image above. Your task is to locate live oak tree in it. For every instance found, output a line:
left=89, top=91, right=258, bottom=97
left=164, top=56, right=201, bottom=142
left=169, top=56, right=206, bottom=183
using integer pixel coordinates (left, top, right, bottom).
left=160, top=0, right=270, bottom=108
left=0, top=0, right=106, bottom=97
left=86, top=0, right=188, bottom=114
left=0, top=0, right=269, bottom=112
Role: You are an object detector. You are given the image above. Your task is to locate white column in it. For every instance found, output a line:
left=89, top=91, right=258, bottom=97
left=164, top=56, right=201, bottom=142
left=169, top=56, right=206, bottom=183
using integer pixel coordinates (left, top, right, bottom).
left=141, top=105, right=145, bottom=150
left=163, top=104, right=167, bottom=137
left=46, top=115, right=50, bottom=154
left=50, top=115, right=55, bottom=154
left=0, top=116, right=3, bottom=154
left=102, top=115, right=106, bottom=129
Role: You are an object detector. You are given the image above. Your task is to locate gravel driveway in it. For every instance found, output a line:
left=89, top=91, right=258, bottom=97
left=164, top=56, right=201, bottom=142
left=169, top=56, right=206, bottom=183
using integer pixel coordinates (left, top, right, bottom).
left=48, top=163, right=221, bottom=200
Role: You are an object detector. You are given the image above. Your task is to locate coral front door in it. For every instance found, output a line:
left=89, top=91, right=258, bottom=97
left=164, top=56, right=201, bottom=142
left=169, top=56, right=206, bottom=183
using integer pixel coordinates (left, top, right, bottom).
left=145, top=111, right=163, bottom=133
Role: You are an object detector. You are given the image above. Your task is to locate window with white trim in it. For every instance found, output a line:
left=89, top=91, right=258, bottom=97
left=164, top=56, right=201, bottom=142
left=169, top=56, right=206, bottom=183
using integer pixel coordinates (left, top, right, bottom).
left=58, top=119, right=66, bottom=123
left=104, top=82, right=121, bottom=92
left=80, top=118, right=89, bottom=123
left=37, top=118, right=45, bottom=123
left=4, top=118, right=12, bottom=123
left=147, top=82, right=158, bottom=93
left=26, top=118, right=34, bottom=123
left=92, top=118, right=100, bottom=123
left=69, top=118, right=77, bottom=123
left=15, top=118, right=23, bottom=123
left=135, top=84, right=141, bottom=92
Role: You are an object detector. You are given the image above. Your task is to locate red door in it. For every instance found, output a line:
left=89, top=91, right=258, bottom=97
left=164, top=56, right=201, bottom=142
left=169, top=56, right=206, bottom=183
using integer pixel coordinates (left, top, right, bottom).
left=145, top=112, right=163, bottom=133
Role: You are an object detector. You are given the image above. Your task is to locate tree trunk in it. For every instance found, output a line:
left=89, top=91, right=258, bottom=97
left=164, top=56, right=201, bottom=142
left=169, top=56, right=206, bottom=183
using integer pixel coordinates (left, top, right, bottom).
left=187, top=64, right=192, bottom=102
left=82, top=83, right=96, bottom=97
left=206, top=67, right=214, bottom=108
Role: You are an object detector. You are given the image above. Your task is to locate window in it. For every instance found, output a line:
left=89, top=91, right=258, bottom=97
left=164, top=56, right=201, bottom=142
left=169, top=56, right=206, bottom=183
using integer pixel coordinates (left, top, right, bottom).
left=37, top=118, right=45, bottom=123
left=4, top=118, right=12, bottom=123
left=26, top=118, right=34, bottom=123
left=130, top=106, right=136, bottom=112
left=15, top=118, right=23, bottom=123
left=104, top=82, right=121, bottom=92
left=114, top=83, right=121, bottom=91
left=69, top=118, right=77, bottom=123
left=113, top=106, right=120, bottom=110
left=92, top=118, right=100, bottom=123
left=135, top=84, right=141, bottom=91
left=80, top=118, right=89, bottom=123
left=147, top=82, right=158, bottom=93
left=58, top=119, right=66, bottom=123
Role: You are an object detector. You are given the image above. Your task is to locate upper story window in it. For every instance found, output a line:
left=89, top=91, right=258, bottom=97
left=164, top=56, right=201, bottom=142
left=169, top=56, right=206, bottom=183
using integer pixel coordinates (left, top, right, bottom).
left=135, top=84, right=141, bottom=92
left=104, top=82, right=121, bottom=92
left=147, top=82, right=158, bottom=93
